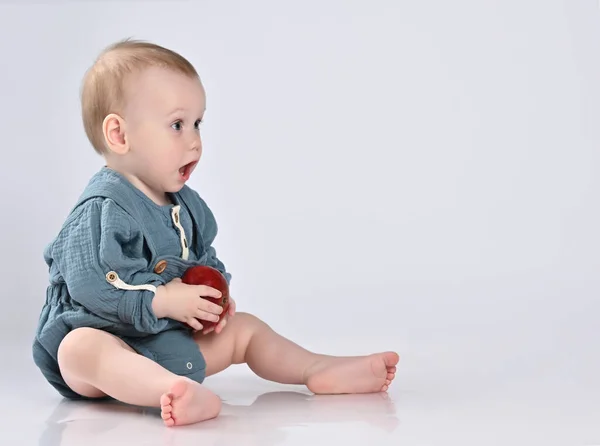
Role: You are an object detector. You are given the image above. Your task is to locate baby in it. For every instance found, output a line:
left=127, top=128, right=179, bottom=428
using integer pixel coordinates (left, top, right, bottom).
left=31, top=38, right=399, bottom=427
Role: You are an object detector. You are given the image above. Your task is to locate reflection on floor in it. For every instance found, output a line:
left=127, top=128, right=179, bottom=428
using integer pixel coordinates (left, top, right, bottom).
left=40, top=388, right=399, bottom=446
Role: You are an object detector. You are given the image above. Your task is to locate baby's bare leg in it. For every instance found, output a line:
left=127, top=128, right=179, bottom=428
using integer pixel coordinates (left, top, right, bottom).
left=57, top=327, right=221, bottom=426
left=195, top=312, right=399, bottom=394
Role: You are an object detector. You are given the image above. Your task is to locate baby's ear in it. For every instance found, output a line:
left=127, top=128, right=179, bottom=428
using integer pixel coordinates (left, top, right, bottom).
left=102, top=113, right=129, bottom=155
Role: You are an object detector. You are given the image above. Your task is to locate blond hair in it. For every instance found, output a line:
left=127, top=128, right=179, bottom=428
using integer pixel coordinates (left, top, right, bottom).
left=80, top=38, right=199, bottom=154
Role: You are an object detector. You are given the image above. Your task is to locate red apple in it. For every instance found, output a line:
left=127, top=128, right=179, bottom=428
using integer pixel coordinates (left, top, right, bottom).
left=181, top=265, right=230, bottom=331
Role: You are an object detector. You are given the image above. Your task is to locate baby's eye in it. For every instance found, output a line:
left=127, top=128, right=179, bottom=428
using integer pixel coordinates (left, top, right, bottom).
left=171, top=121, right=183, bottom=131
left=194, top=119, right=203, bottom=130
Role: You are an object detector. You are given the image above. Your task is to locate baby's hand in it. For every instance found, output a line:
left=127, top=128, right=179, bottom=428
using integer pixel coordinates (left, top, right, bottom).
left=203, top=296, right=236, bottom=335
left=153, top=278, right=224, bottom=331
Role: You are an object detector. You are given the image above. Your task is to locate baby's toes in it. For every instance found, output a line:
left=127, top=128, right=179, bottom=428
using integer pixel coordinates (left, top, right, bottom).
left=160, top=393, right=173, bottom=407
left=161, top=404, right=174, bottom=426
left=387, top=372, right=395, bottom=380
left=160, top=392, right=175, bottom=425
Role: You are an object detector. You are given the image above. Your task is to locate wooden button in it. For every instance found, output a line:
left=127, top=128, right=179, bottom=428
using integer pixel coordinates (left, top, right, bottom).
left=106, top=271, right=117, bottom=282
left=154, top=260, right=167, bottom=274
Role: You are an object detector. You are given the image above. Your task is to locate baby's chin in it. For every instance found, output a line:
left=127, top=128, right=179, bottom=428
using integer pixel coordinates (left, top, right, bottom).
left=164, top=182, right=186, bottom=194
left=166, top=175, right=191, bottom=192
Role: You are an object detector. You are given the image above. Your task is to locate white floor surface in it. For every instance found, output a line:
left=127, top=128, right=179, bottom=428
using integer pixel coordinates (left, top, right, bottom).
left=2, top=337, right=599, bottom=446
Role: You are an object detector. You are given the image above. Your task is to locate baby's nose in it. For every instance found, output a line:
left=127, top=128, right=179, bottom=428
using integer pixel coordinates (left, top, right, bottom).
left=190, top=136, right=201, bottom=151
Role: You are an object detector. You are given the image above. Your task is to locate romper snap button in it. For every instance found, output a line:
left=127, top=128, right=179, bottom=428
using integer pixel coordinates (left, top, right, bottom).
left=186, top=362, right=193, bottom=370
left=154, top=260, right=167, bottom=274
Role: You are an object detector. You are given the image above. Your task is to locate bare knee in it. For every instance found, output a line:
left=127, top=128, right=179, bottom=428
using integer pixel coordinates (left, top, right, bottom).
left=234, top=311, right=263, bottom=323
left=57, top=327, right=127, bottom=374
left=229, top=312, right=270, bottom=361
left=57, top=327, right=118, bottom=398
left=58, top=328, right=101, bottom=372
left=231, top=312, right=269, bottom=332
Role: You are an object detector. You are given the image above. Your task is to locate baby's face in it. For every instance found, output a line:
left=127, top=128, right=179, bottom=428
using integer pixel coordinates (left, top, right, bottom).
left=121, top=66, right=206, bottom=202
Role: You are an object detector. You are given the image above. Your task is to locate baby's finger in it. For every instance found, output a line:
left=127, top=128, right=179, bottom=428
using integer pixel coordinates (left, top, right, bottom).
left=195, top=308, right=220, bottom=322
left=215, top=316, right=228, bottom=334
left=186, top=317, right=203, bottom=332
left=198, top=299, right=224, bottom=316
left=196, top=285, right=222, bottom=299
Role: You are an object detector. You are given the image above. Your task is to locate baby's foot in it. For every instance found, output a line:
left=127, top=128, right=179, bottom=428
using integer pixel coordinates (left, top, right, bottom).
left=159, top=378, right=221, bottom=427
left=304, top=351, right=399, bottom=395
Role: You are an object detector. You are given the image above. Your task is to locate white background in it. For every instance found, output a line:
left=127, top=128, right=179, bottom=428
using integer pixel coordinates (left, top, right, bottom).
left=0, top=1, right=599, bottom=444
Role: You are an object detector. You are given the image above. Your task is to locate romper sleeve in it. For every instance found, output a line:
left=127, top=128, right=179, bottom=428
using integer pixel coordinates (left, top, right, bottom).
left=49, top=198, right=169, bottom=334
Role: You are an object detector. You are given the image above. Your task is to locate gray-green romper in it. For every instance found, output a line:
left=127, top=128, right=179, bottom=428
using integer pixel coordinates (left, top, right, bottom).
left=32, top=167, right=232, bottom=399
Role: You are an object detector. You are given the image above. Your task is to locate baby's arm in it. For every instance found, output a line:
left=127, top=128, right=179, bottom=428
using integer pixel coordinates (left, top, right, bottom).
left=48, top=198, right=169, bottom=334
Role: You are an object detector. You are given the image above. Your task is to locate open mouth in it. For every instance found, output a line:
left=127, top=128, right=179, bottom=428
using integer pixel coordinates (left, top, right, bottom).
left=179, top=161, right=197, bottom=180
